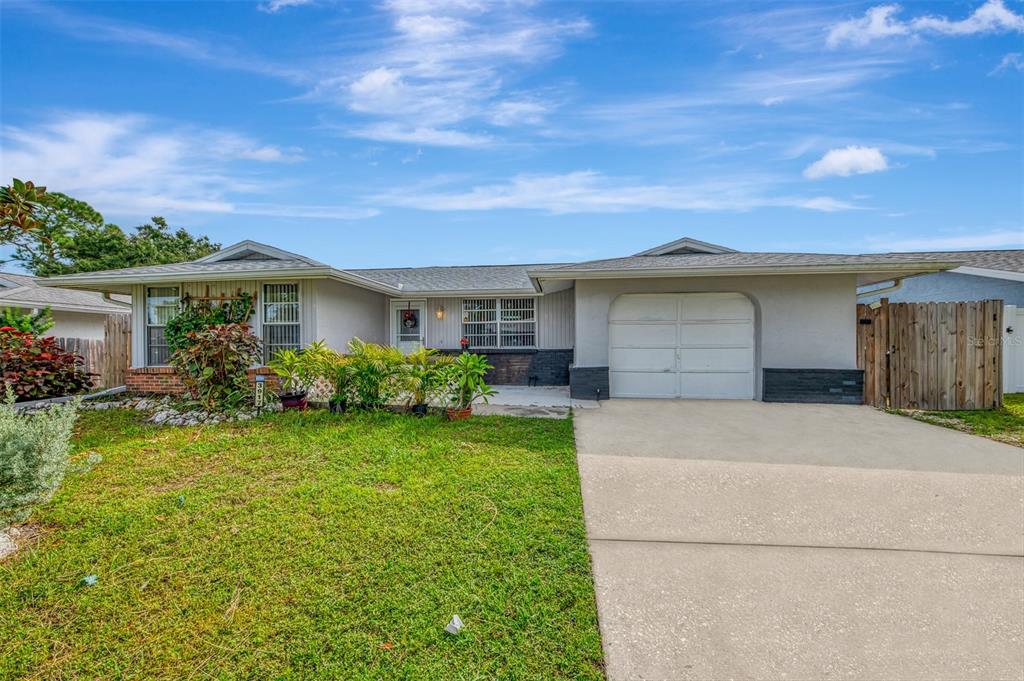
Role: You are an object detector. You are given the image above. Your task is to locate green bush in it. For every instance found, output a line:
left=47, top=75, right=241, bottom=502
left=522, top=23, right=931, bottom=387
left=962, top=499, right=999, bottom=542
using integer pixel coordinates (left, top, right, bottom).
left=404, top=347, right=454, bottom=407
left=0, top=391, right=80, bottom=527
left=169, top=323, right=262, bottom=411
left=0, top=307, right=54, bottom=335
left=345, top=338, right=407, bottom=410
left=164, top=293, right=254, bottom=355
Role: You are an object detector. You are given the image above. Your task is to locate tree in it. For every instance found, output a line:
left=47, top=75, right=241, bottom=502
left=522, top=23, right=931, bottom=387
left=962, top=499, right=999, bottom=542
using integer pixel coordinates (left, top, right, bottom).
left=1, top=179, right=52, bottom=252
left=9, top=190, right=219, bottom=276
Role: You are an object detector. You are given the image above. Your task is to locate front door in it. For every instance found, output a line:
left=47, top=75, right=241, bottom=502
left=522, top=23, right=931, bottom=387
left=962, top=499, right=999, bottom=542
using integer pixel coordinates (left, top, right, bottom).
left=391, top=301, right=426, bottom=353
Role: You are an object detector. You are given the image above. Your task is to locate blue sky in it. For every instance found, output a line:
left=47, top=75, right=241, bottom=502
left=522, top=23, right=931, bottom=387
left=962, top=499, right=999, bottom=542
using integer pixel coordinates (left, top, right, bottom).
left=1, top=0, right=1022, bottom=269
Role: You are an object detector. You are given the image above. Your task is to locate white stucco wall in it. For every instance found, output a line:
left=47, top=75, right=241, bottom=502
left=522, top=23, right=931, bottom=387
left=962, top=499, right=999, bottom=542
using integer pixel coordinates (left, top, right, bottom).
left=4, top=307, right=109, bottom=340
left=314, top=279, right=387, bottom=349
left=574, top=274, right=858, bottom=375
left=50, top=310, right=109, bottom=340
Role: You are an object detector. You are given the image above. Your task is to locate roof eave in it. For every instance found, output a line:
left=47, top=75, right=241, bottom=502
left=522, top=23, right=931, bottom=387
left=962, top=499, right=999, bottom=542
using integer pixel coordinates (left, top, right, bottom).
left=390, top=288, right=540, bottom=298
left=526, top=260, right=963, bottom=282
left=38, top=267, right=403, bottom=296
left=953, top=266, right=1024, bottom=283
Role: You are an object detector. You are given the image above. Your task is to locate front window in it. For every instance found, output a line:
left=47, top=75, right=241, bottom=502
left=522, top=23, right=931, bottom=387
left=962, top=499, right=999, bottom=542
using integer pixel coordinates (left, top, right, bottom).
left=146, top=286, right=179, bottom=365
left=263, top=283, right=301, bottom=362
left=462, top=298, right=536, bottom=348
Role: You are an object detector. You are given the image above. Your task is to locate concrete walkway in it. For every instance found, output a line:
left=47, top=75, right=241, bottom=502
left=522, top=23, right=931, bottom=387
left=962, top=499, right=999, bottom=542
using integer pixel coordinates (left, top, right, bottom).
left=575, top=400, right=1024, bottom=681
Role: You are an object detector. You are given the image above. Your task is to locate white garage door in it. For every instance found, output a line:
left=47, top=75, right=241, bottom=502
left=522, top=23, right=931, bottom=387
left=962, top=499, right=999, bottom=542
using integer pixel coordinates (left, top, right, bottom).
left=610, top=292, right=755, bottom=399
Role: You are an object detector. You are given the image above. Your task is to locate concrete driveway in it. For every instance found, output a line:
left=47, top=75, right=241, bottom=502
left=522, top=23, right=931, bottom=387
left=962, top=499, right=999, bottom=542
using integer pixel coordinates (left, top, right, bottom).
left=575, top=400, right=1024, bottom=681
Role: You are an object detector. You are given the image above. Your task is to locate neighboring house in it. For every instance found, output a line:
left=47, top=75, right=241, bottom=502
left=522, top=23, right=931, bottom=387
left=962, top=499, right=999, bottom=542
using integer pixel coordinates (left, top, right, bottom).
left=39, top=237, right=959, bottom=403
left=858, top=249, right=1024, bottom=394
left=0, top=270, right=130, bottom=340
left=857, top=250, right=1024, bottom=306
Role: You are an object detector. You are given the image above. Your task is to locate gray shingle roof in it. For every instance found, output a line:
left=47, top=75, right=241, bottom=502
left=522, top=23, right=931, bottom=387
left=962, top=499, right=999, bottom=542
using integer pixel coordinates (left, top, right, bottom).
left=349, top=264, right=564, bottom=293
left=0, top=271, right=129, bottom=313
left=877, top=250, right=1024, bottom=274
left=44, top=259, right=321, bottom=278
left=536, top=251, right=970, bottom=273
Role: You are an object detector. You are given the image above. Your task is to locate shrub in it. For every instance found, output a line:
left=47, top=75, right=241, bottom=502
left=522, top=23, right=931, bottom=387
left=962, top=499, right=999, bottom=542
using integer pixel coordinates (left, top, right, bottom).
left=0, top=329, right=92, bottom=401
left=164, top=293, right=254, bottom=355
left=267, top=341, right=335, bottom=396
left=0, top=390, right=80, bottom=527
left=345, top=338, right=407, bottom=410
left=0, top=306, right=54, bottom=335
left=169, top=323, right=262, bottom=411
left=405, top=347, right=454, bottom=407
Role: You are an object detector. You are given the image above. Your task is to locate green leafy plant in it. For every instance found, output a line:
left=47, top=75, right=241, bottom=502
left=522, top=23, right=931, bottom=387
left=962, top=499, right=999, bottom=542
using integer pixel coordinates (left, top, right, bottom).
left=169, top=323, right=262, bottom=411
left=0, top=307, right=54, bottom=335
left=345, top=338, right=407, bottom=410
left=164, top=293, right=254, bottom=355
left=0, top=328, right=92, bottom=401
left=267, top=341, right=332, bottom=396
left=0, top=389, right=80, bottom=527
left=442, top=352, right=497, bottom=411
left=404, top=347, right=454, bottom=407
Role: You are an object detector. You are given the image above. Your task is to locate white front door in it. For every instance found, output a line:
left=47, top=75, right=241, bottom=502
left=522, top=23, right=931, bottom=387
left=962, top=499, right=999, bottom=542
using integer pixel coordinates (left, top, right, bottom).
left=391, top=301, right=426, bottom=353
left=609, top=292, right=755, bottom=399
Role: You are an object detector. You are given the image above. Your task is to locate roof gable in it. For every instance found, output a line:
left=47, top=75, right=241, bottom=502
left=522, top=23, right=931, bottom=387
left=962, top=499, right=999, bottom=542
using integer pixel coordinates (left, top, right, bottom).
left=633, top=237, right=738, bottom=256
left=194, top=240, right=327, bottom=267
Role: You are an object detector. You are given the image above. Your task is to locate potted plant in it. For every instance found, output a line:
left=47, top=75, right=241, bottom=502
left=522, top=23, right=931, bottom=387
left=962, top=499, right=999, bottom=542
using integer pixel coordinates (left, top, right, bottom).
left=442, top=352, right=497, bottom=421
left=404, top=348, right=454, bottom=417
left=268, top=348, right=309, bottom=410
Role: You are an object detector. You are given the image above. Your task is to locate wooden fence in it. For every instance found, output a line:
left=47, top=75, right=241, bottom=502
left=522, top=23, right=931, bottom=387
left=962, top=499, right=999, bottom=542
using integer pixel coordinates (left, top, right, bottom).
left=53, top=314, right=131, bottom=389
left=857, top=299, right=1002, bottom=410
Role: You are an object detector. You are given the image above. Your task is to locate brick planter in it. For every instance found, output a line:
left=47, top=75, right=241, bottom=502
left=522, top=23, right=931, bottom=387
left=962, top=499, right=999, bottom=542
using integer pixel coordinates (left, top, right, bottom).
left=125, top=366, right=280, bottom=396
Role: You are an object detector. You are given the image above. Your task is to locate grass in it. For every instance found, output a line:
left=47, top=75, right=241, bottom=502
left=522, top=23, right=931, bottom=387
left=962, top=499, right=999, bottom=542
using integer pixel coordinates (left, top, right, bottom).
left=892, top=393, right=1024, bottom=447
left=1, top=409, right=604, bottom=680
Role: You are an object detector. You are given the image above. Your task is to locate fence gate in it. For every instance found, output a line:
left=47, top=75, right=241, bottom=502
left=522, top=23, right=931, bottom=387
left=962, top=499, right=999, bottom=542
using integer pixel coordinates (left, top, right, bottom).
left=102, top=314, right=131, bottom=388
left=857, top=299, right=1002, bottom=410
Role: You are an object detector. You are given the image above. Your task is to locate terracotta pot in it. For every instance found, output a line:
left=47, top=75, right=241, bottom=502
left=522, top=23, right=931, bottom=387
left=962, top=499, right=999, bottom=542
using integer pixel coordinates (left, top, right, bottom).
left=279, top=392, right=308, bottom=411
left=446, top=407, right=472, bottom=421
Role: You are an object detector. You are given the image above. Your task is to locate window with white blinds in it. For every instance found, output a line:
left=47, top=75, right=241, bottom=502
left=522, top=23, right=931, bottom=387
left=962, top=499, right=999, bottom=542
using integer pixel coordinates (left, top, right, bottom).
left=263, top=283, right=301, bottom=362
left=462, top=298, right=536, bottom=348
left=146, top=286, right=180, bottom=365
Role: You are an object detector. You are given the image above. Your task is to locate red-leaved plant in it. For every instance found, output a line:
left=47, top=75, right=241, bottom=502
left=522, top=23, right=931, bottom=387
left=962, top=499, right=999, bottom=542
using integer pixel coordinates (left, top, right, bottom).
left=0, top=327, right=93, bottom=401
left=170, top=323, right=262, bottom=411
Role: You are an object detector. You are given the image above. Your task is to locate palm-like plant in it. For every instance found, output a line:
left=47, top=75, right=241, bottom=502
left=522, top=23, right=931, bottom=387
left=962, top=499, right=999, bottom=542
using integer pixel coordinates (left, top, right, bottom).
left=346, top=338, right=407, bottom=410
left=443, top=352, right=497, bottom=416
left=404, top=347, right=455, bottom=412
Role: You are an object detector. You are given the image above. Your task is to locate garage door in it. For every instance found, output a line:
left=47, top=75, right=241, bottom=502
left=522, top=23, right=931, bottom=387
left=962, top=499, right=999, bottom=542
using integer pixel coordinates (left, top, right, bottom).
left=609, top=292, right=755, bottom=399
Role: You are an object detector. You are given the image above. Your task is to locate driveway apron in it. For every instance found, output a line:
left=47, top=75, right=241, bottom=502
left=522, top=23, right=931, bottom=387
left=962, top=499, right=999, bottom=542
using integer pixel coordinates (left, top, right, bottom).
left=574, top=400, right=1024, bottom=681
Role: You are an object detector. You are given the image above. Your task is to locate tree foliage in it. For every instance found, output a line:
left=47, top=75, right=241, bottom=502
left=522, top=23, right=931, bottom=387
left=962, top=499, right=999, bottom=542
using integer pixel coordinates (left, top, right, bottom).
left=1, top=180, right=52, bottom=253
left=0, top=307, right=55, bottom=336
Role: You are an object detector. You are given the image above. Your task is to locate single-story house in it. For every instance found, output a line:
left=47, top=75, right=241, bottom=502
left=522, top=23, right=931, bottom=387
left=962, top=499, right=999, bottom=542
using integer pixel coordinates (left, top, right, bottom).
left=39, top=237, right=961, bottom=402
left=0, top=270, right=130, bottom=340
left=858, top=249, right=1024, bottom=394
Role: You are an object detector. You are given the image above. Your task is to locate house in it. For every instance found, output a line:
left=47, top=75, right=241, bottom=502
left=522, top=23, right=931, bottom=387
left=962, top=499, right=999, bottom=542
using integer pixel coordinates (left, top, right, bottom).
left=39, top=237, right=960, bottom=403
left=858, top=249, right=1024, bottom=394
left=857, top=250, right=1024, bottom=306
left=0, top=270, right=130, bottom=339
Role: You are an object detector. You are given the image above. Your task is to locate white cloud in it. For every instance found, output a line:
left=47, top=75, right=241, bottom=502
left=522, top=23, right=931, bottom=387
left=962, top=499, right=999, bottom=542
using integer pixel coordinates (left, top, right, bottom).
left=827, top=0, right=1024, bottom=48
left=866, top=229, right=1024, bottom=251
left=375, top=170, right=860, bottom=214
left=259, top=0, right=314, bottom=13
left=804, top=146, right=889, bottom=179
left=320, top=1, right=589, bottom=146
left=346, top=122, right=492, bottom=147
left=0, top=112, right=373, bottom=220
left=990, top=52, right=1024, bottom=75
left=9, top=3, right=307, bottom=82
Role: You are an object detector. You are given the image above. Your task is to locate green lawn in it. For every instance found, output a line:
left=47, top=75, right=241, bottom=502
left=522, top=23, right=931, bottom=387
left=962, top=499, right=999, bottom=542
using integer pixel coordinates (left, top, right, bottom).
left=893, top=393, right=1024, bottom=447
left=1, top=409, right=604, bottom=680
